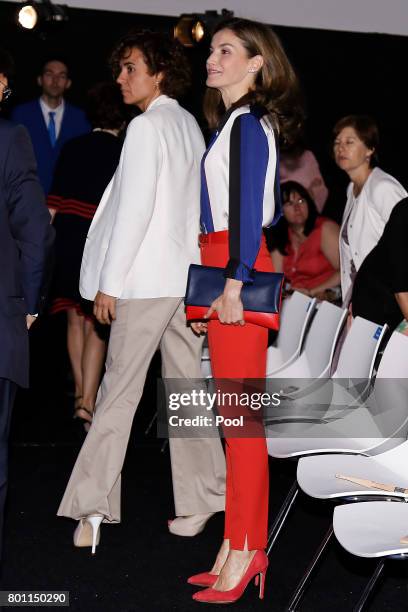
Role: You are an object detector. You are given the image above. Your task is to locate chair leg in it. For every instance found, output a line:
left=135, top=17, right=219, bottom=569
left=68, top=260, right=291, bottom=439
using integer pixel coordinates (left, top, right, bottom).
left=266, top=480, right=299, bottom=556
left=287, top=525, right=334, bottom=611
left=353, top=560, right=385, bottom=612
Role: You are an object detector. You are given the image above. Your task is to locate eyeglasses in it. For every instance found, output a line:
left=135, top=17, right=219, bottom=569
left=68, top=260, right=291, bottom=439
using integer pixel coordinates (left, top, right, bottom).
left=0, top=81, right=12, bottom=101
left=283, top=197, right=306, bottom=207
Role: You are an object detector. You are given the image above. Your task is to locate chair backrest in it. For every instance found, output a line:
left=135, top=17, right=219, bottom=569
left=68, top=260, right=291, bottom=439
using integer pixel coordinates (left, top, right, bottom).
left=376, top=331, right=408, bottom=378
left=300, top=301, right=348, bottom=378
left=334, top=316, right=387, bottom=379
left=270, top=291, right=316, bottom=360
left=363, top=332, right=408, bottom=451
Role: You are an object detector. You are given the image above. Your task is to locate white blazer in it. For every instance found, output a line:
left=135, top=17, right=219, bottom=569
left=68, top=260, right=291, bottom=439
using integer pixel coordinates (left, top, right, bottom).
left=79, top=96, right=205, bottom=300
left=339, top=166, right=407, bottom=298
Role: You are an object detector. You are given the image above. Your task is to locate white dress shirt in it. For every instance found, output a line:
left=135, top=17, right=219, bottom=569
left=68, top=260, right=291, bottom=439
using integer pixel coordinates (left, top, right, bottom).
left=340, top=166, right=407, bottom=299
left=79, top=95, right=205, bottom=300
left=39, top=97, right=65, bottom=138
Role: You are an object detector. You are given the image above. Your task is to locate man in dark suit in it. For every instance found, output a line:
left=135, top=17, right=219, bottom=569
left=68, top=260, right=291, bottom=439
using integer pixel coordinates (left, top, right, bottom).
left=11, top=57, right=90, bottom=194
left=0, top=49, right=54, bottom=557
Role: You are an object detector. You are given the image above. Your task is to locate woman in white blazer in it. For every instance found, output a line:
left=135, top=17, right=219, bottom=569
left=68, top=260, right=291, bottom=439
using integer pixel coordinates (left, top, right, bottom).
left=57, top=32, right=226, bottom=550
left=333, top=115, right=407, bottom=304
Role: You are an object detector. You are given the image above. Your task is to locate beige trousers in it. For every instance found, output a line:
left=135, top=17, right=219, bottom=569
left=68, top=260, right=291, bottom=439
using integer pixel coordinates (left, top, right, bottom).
left=57, top=298, right=226, bottom=522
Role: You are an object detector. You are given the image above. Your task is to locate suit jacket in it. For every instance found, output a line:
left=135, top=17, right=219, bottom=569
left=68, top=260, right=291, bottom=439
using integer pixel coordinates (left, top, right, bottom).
left=0, top=119, right=55, bottom=387
left=339, top=167, right=407, bottom=298
left=80, top=95, right=205, bottom=300
left=11, top=99, right=90, bottom=195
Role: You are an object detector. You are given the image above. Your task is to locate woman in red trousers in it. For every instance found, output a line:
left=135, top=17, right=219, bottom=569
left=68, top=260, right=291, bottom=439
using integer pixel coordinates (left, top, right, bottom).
left=188, top=18, right=303, bottom=604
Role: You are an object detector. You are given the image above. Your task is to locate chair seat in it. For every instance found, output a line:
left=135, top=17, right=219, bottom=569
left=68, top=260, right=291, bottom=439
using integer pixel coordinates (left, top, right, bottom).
left=297, top=452, right=408, bottom=499
left=266, top=434, right=380, bottom=458
left=265, top=406, right=389, bottom=458
left=333, top=501, right=408, bottom=558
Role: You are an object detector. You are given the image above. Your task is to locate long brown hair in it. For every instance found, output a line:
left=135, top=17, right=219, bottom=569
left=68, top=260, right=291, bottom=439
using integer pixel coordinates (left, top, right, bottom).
left=204, top=18, right=304, bottom=145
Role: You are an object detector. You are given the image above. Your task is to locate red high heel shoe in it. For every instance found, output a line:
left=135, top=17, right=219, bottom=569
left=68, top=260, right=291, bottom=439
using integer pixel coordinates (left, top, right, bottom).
left=192, top=550, right=268, bottom=604
left=187, top=572, right=218, bottom=587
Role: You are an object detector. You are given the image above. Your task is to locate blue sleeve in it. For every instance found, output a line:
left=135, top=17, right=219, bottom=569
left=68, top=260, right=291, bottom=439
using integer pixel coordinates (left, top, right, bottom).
left=5, top=125, right=55, bottom=313
left=224, top=113, right=269, bottom=284
left=10, top=106, right=25, bottom=125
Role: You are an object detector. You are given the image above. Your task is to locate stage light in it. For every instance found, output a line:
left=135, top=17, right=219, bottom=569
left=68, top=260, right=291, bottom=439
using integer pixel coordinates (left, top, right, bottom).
left=17, top=1, right=69, bottom=31
left=192, top=20, right=205, bottom=44
left=174, top=9, right=234, bottom=47
left=18, top=4, right=38, bottom=29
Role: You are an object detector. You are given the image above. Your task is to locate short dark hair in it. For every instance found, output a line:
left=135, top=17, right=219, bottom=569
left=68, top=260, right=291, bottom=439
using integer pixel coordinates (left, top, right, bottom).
left=39, top=56, right=70, bottom=77
left=0, top=48, right=14, bottom=78
left=110, top=30, right=191, bottom=99
left=333, top=115, right=379, bottom=167
left=86, top=82, right=127, bottom=130
left=267, top=181, right=318, bottom=255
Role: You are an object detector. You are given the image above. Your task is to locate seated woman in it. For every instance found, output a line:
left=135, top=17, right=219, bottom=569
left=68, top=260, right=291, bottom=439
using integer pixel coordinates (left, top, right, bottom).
left=352, top=197, right=408, bottom=329
left=269, top=180, right=340, bottom=299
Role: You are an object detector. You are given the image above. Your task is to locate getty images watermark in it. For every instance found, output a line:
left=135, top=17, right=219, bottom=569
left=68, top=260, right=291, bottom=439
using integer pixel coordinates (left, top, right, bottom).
left=167, top=388, right=281, bottom=429
left=156, top=377, right=408, bottom=439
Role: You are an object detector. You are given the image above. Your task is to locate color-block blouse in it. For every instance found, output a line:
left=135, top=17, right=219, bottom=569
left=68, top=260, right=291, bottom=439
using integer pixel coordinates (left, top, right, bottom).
left=200, top=104, right=280, bottom=284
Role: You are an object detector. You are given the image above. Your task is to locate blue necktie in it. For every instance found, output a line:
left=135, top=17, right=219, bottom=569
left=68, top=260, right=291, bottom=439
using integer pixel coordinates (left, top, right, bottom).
left=48, top=111, right=57, bottom=147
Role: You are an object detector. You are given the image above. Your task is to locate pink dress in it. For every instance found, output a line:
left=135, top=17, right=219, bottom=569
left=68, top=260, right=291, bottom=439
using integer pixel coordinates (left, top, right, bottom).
left=280, top=149, right=328, bottom=213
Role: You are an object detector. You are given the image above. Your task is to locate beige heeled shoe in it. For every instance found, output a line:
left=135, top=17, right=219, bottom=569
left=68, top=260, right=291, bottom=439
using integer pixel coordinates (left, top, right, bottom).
left=168, top=512, right=216, bottom=537
left=73, top=515, right=103, bottom=554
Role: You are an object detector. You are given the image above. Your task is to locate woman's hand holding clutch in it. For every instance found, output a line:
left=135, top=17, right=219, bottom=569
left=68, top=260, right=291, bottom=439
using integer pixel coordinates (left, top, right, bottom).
left=206, top=279, right=245, bottom=326
left=190, top=279, right=244, bottom=333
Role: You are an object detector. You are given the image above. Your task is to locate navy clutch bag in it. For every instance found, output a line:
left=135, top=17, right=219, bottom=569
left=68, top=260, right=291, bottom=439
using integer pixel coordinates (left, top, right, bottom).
left=185, top=264, right=284, bottom=329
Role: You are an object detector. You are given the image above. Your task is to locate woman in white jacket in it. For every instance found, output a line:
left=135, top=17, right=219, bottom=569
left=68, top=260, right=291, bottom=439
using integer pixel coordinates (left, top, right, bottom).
left=57, top=31, right=226, bottom=551
left=333, top=115, right=407, bottom=305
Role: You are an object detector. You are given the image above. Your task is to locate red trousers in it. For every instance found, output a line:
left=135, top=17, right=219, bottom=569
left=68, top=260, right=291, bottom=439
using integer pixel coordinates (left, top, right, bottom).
left=200, top=230, right=273, bottom=550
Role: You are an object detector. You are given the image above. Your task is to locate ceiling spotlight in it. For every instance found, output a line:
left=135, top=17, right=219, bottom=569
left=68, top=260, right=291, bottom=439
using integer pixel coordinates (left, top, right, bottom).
left=174, top=9, right=234, bottom=47
left=18, top=4, right=38, bottom=29
left=191, top=20, right=205, bottom=44
left=17, top=1, right=69, bottom=31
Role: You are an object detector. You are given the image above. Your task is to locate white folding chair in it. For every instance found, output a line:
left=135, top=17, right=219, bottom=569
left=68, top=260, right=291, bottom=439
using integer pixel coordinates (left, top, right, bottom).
left=284, top=332, right=408, bottom=610
left=266, top=292, right=316, bottom=376
left=264, top=318, right=389, bottom=577
left=332, top=315, right=388, bottom=380
left=333, top=502, right=408, bottom=611
left=269, top=301, right=347, bottom=380
left=266, top=317, right=388, bottom=457
left=291, top=330, right=407, bottom=464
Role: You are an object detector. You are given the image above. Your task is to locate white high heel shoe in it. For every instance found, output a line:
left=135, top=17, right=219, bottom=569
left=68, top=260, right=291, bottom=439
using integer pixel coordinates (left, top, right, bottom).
left=73, top=515, right=103, bottom=554
left=168, top=512, right=216, bottom=537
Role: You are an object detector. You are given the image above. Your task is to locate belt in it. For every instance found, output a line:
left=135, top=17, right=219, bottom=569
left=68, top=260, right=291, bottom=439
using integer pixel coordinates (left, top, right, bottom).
left=199, top=230, right=229, bottom=245
left=199, top=230, right=267, bottom=247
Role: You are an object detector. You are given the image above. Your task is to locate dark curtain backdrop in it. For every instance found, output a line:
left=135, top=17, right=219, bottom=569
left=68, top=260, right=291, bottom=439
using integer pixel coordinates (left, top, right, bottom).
left=1, top=1, right=407, bottom=221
